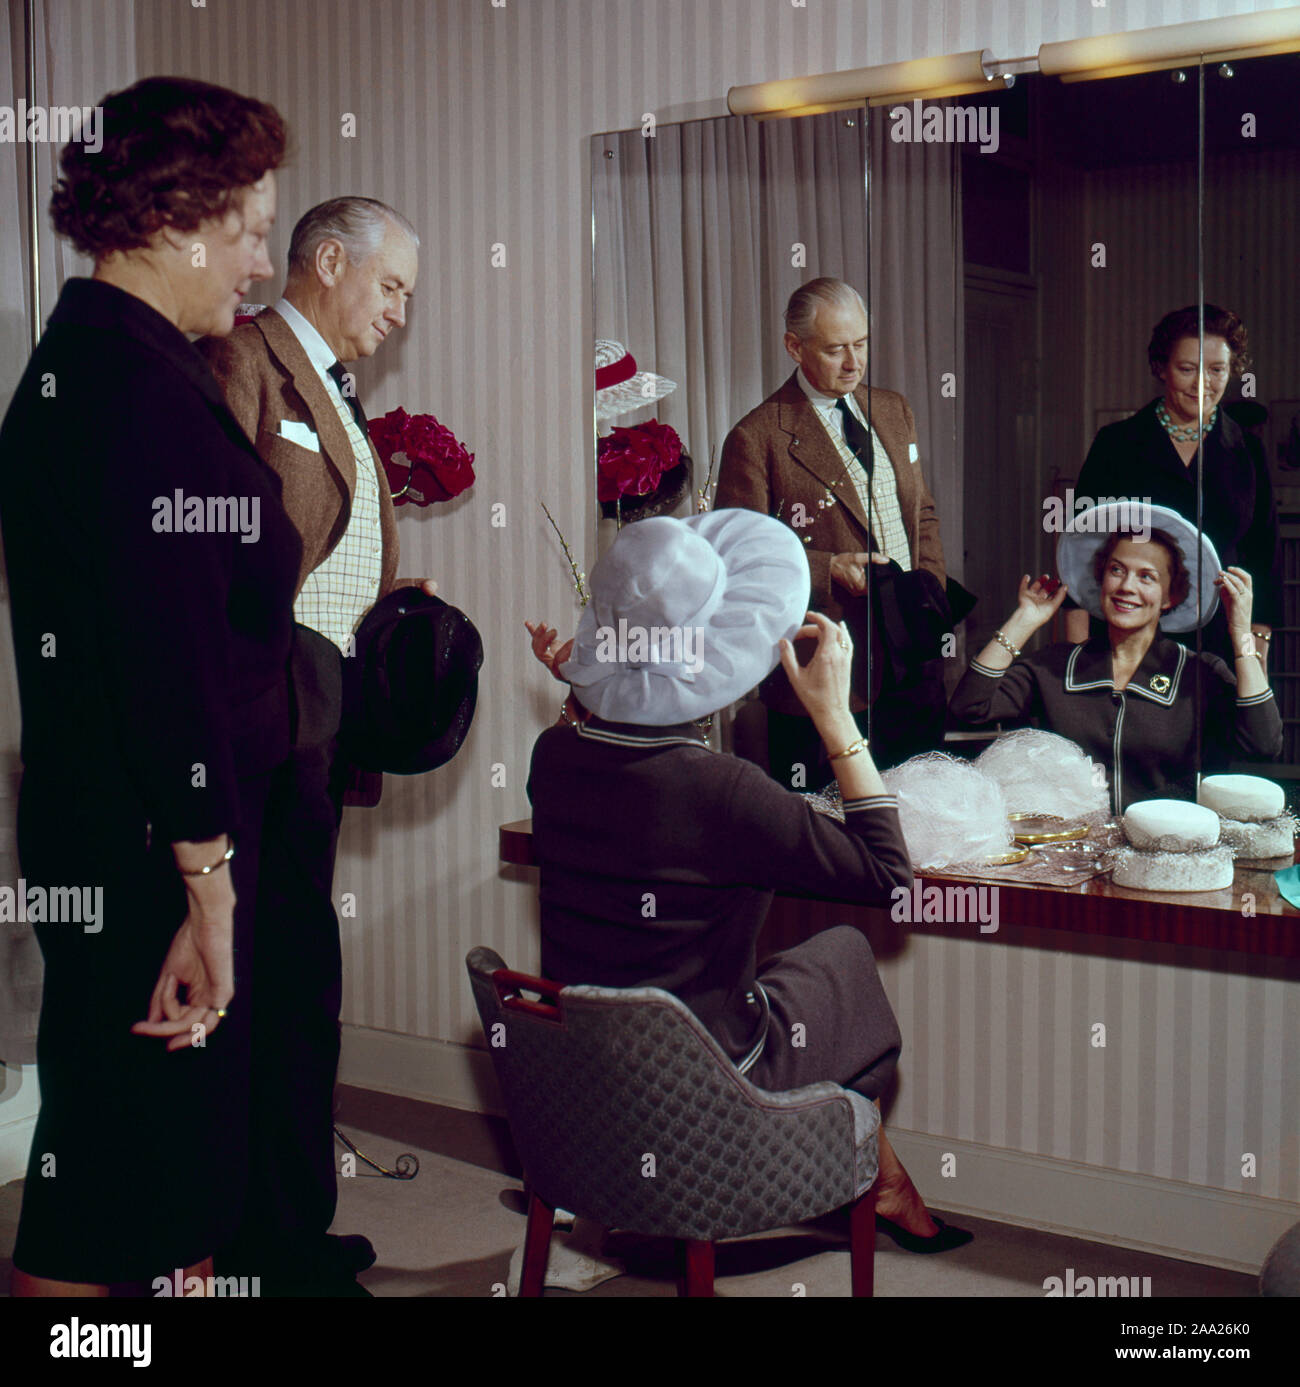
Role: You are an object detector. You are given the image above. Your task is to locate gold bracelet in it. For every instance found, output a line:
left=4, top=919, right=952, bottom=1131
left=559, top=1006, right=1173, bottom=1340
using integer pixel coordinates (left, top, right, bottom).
left=994, top=629, right=1022, bottom=660
left=829, top=736, right=869, bottom=762
left=179, top=842, right=235, bottom=877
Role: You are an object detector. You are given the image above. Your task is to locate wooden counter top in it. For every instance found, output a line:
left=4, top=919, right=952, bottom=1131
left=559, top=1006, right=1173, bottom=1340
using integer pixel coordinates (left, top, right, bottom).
left=499, top=818, right=1300, bottom=960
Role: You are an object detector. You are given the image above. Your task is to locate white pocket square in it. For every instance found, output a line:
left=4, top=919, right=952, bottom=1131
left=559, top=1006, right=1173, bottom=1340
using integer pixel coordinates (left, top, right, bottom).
left=908, top=442, right=919, bottom=464
left=279, top=419, right=320, bottom=452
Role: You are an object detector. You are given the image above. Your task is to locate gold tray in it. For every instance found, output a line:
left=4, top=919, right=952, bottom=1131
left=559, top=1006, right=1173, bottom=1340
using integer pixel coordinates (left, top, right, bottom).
left=984, top=846, right=1030, bottom=866
left=1008, top=813, right=1091, bottom=845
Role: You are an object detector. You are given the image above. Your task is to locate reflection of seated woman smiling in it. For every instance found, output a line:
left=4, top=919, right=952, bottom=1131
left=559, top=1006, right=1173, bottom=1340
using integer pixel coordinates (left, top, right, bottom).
left=950, top=505, right=1281, bottom=812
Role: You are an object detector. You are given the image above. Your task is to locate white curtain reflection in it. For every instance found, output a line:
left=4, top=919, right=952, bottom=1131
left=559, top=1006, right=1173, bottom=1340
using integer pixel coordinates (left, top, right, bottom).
left=592, top=108, right=963, bottom=580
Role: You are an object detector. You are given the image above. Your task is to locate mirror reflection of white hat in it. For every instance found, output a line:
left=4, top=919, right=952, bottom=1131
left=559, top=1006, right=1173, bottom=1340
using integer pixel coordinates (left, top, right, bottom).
left=562, top=510, right=810, bottom=725
left=594, top=340, right=676, bottom=423
left=1056, top=502, right=1221, bottom=633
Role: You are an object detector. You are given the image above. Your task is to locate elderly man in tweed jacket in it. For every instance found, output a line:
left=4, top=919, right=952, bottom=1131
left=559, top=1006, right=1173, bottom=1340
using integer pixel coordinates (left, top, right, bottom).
left=716, top=277, right=948, bottom=785
left=197, top=196, right=427, bottom=1296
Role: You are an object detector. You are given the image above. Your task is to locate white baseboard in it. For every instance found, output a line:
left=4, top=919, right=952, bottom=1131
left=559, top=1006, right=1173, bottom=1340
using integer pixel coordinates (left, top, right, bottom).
left=0, top=1062, right=39, bottom=1185
left=340, top=1022, right=503, bottom=1115
left=886, top=1129, right=1296, bottom=1277
left=339, top=1024, right=1298, bottom=1275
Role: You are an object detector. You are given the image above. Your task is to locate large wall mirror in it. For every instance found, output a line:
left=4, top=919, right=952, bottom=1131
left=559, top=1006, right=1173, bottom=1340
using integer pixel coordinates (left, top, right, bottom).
left=591, top=48, right=1299, bottom=779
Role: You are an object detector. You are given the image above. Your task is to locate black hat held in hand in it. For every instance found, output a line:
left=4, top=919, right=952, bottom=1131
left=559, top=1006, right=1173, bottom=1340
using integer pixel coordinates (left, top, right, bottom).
left=341, top=587, right=484, bottom=774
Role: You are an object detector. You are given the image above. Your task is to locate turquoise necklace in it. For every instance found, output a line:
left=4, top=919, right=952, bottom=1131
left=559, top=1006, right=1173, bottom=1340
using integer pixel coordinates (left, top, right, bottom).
left=1157, top=399, right=1216, bottom=443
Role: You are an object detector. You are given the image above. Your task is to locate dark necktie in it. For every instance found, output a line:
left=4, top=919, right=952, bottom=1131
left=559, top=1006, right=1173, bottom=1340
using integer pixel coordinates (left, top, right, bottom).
left=328, top=360, right=367, bottom=431
left=835, top=396, right=874, bottom=479
left=835, top=395, right=879, bottom=554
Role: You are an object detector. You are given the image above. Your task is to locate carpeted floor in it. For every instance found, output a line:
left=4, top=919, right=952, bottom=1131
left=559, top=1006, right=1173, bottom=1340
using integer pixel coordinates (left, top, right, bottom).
left=0, top=1083, right=1259, bottom=1298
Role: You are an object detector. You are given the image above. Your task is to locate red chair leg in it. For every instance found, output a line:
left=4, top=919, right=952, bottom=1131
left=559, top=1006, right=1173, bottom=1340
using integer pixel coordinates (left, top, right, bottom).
left=519, top=1189, right=554, bottom=1297
left=850, top=1184, right=877, bottom=1297
left=677, top=1239, right=715, bottom=1297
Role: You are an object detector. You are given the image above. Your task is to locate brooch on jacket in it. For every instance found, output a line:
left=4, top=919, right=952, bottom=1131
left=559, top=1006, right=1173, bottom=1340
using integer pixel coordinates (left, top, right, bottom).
left=1149, top=674, right=1171, bottom=695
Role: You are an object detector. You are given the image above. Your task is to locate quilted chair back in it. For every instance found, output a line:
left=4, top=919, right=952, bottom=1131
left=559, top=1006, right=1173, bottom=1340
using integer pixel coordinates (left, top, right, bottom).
left=467, top=946, right=873, bottom=1243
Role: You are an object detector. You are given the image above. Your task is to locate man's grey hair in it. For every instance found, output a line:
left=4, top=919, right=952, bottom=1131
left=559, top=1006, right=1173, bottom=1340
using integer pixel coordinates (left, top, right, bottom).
left=287, top=196, right=419, bottom=274
left=784, top=277, right=867, bottom=341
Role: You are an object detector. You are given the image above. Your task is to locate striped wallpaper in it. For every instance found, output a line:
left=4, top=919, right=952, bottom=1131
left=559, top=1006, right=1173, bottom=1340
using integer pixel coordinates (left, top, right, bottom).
left=3, top=0, right=1297, bottom=1234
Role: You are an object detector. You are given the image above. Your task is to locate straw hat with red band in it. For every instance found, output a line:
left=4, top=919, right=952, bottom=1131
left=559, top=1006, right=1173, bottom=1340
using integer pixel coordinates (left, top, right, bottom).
left=595, top=339, right=676, bottom=423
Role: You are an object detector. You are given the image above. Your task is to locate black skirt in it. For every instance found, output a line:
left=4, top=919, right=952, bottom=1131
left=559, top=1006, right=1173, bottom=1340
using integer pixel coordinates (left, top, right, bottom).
left=11, top=772, right=269, bottom=1284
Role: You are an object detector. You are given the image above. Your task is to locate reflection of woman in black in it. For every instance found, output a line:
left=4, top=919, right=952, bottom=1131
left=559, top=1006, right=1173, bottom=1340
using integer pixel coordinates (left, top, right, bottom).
left=1067, top=306, right=1279, bottom=666
left=0, top=78, right=299, bottom=1295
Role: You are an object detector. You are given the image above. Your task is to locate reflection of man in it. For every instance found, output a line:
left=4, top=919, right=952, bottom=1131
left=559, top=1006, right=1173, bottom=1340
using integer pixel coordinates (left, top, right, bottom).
left=716, top=277, right=947, bottom=785
left=198, top=196, right=426, bottom=1295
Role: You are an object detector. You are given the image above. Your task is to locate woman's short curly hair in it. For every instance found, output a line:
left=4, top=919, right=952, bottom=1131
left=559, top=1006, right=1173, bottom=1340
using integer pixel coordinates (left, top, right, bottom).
left=1148, top=304, right=1250, bottom=378
left=1093, top=527, right=1191, bottom=613
left=49, top=76, right=288, bottom=259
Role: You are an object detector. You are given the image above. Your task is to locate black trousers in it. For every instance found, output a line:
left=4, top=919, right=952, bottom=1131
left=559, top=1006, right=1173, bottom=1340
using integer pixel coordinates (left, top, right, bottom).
left=228, top=632, right=346, bottom=1260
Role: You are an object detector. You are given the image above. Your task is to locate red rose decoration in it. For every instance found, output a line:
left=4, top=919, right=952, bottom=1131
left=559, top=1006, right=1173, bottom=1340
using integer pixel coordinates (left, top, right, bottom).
left=368, top=408, right=476, bottom=507
left=368, top=407, right=409, bottom=466
left=596, top=420, right=683, bottom=503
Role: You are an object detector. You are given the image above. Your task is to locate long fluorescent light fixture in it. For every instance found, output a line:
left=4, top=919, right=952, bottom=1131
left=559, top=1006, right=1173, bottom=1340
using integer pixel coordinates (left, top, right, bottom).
left=729, top=9, right=1300, bottom=118
left=1040, top=7, right=1300, bottom=82
left=729, top=49, right=1001, bottom=119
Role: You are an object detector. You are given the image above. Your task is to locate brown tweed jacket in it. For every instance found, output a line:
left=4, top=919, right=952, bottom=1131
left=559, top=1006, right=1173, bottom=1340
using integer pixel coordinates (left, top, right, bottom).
left=716, top=373, right=946, bottom=713
left=196, top=306, right=399, bottom=601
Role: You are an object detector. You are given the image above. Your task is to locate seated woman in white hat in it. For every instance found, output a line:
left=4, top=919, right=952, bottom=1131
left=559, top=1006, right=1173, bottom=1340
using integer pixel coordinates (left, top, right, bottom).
left=526, top=508, right=970, bottom=1253
left=950, top=503, right=1281, bottom=813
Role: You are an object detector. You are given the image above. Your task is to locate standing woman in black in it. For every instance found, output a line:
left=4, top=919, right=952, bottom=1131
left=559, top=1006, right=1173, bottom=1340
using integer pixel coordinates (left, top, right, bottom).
left=1067, top=305, right=1280, bottom=666
left=0, top=77, right=301, bottom=1295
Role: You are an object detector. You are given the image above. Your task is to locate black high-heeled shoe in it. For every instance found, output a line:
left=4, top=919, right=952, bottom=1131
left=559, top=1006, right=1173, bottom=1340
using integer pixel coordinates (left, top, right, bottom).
left=875, top=1213, right=974, bottom=1254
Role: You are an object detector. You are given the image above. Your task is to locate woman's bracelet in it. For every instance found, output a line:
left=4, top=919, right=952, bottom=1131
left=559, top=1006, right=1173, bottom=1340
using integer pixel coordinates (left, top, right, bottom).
left=179, top=842, right=235, bottom=877
left=829, top=735, right=869, bottom=763
left=994, top=629, right=1022, bottom=660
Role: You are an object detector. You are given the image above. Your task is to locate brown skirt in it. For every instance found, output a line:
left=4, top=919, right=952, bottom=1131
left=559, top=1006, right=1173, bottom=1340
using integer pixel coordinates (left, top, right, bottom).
left=744, top=925, right=901, bottom=1101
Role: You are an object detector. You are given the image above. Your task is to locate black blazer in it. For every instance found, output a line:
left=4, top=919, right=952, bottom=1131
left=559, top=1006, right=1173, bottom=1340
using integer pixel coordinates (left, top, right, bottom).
left=949, top=635, right=1282, bottom=812
left=0, top=278, right=302, bottom=848
left=1075, top=399, right=1281, bottom=628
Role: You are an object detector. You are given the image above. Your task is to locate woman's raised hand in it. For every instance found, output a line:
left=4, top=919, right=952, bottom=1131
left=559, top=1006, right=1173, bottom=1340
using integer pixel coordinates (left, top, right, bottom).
left=525, top=619, right=574, bottom=682
left=779, top=611, right=854, bottom=724
left=1216, top=566, right=1255, bottom=650
left=1015, top=574, right=1069, bottom=631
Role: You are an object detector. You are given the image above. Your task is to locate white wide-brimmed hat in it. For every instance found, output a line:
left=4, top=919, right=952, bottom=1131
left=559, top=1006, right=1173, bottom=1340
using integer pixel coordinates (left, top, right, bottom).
left=595, top=339, right=676, bottom=423
left=1056, top=502, right=1221, bottom=632
left=562, top=510, right=810, bottom=724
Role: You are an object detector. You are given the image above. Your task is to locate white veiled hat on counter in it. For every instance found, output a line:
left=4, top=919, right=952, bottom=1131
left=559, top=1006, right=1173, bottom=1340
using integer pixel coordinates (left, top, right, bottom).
left=975, top=730, right=1110, bottom=819
left=881, top=753, right=1013, bottom=869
